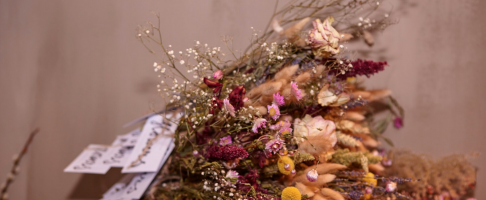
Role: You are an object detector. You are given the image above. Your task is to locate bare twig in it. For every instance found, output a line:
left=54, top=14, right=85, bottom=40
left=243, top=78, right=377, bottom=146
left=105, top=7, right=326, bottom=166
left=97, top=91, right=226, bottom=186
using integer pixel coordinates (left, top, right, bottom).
left=0, top=128, right=39, bottom=200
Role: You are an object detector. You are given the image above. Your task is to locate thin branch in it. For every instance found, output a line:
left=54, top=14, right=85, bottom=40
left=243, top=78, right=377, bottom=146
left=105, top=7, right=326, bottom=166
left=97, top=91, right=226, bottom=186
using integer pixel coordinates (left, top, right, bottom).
left=0, top=128, right=39, bottom=200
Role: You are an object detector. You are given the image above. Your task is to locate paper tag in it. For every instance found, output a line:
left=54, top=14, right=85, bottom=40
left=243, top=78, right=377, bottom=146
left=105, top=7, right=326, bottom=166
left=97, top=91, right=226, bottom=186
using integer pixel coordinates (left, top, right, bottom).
left=102, top=146, right=134, bottom=168
left=122, top=107, right=178, bottom=128
left=101, top=142, right=175, bottom=200
left=112, top=129, right=142, bottom=147
left=64, top=144, right=112, bottom=174
left=102, top=128, right=142, bottom=168
left=101, top=174, right=136, bottom=199
left=121, top=112, right=181, bottom=173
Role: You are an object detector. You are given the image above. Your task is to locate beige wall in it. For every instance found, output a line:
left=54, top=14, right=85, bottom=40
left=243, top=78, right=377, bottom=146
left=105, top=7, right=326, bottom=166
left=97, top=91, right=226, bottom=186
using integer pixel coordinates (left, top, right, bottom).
left=0, top=0, right=485, bottom=199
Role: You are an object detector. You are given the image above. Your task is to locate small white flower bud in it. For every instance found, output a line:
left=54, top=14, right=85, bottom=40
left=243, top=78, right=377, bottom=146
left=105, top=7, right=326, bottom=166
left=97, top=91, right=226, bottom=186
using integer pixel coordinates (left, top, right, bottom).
left=307, top=169, right=319, bottom=182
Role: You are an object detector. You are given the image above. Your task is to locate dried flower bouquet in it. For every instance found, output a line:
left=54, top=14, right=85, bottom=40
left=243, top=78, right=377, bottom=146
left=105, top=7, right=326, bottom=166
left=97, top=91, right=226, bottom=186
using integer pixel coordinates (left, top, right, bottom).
left=134, top=1, right=476, bottom=199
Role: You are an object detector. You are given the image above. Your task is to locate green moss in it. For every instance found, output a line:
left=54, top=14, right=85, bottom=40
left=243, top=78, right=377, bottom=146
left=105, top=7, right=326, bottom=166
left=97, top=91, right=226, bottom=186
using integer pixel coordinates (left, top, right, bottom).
left=330, top=149, right=382, bottom=173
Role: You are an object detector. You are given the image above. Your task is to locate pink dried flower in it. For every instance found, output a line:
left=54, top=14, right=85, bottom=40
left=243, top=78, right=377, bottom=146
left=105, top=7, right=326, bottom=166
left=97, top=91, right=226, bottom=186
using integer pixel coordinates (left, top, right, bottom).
left=265, top=138, right=285, bottom=154
left=226, top=170, right=239, bottom=179
left=291, top=82, right=303, bottom=101
left=382, top=159, right=392, bottom=166
left=306, top=169, right=319, bottom=182
left=223, top=98, right=235, bottom=117
left=284, top=163, right=291, bottom=170
left=279, top=127, right=293, bottom=135
left=192, top=150, right=199, bottom=156
left=252, top=118, right=267, bottom=133
left=273, top=92, right=285, bottom=106
left=267, top=104, right=281, bottom=121
left=385, top=181, right=397, bottom=192
left=270, top=120, right=291, bottom=130
left=291, top=169, right=296, bottom=174
left=219, top=136, right=232, bottom=146
left=439, top=192, right=451, bottom=200
left=393, top=117, right=403, bottom=129
left=213, top=70, right=223, bottom=80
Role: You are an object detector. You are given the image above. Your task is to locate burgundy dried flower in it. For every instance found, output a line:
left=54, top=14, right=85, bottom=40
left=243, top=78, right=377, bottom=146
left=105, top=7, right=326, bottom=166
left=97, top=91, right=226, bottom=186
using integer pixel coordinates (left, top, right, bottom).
left=196, top=125, right=213, bottom=145
left=332, top=59, right=388, bottom=80
left=237, top=169, right=267, bottom=194
left=203, top=77, right=223, bottom=95
left=204, top=145, right=249, bottom=161
left=229, top=86, right=246, bottom=111
left=254, top=150, right=271, bottom=168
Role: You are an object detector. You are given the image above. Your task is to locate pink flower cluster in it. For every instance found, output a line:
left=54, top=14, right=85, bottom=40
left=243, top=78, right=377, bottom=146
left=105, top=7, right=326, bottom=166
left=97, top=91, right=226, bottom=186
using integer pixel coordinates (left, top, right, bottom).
left=291, top=82, right=303, bottom=101
left=265, top=138, right=285, bottom=154
left=267, top=104, right=281, bottom=120
left=273, top=92, right=285, bottom=106
left=252, top=118, right=267, bottom=133
left=219, top=135, right=232, bottom=146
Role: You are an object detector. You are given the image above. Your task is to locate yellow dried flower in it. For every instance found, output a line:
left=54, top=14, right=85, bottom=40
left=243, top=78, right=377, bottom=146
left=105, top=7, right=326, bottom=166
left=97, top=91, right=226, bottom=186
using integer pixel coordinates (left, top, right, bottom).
left=278, top=156, right=295, bottom=175
left=281, top=186, right=301, bottom=200
left=362, top=172, right=377, bottom=186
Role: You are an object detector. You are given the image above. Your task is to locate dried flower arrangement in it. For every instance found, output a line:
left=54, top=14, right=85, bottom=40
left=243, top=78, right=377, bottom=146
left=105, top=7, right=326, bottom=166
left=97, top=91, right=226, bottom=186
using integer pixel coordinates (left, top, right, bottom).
left=131, top=1, right=476, bottom=200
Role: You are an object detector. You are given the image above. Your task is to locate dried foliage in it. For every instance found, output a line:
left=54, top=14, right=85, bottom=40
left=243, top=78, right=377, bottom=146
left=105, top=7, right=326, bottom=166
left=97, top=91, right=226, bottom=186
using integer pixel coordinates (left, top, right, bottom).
left=383, top=150, right=476, bottom=199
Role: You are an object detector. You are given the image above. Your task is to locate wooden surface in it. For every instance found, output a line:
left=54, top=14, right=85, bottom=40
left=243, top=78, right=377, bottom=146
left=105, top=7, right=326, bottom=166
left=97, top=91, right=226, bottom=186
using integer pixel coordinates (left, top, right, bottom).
left=0, top=0, right=485, bottom=199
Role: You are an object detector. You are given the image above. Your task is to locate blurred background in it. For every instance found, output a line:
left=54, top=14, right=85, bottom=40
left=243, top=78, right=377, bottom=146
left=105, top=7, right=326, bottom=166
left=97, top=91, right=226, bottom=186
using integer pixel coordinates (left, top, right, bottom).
left=0, top=0, right=485, bottom=199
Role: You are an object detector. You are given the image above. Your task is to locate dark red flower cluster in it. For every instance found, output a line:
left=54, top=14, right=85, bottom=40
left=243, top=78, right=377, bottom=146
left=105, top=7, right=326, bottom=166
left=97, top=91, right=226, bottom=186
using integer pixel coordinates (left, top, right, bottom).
left=228, top=86, right=245, bottom=111
left=204, top=145, right=249, bottom=161
left=204, top=77, right=245, bottom=112
left=237, top=169, right=269, bottom=195
left=333, top=59, right=388, bottom=80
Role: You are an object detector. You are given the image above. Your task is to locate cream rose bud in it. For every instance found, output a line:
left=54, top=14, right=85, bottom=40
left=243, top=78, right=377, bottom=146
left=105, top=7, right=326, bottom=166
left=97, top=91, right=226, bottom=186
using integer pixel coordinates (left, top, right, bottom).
left=293, top=114, right=337, bottom=146
left=308, top=17, right=341, bottom=56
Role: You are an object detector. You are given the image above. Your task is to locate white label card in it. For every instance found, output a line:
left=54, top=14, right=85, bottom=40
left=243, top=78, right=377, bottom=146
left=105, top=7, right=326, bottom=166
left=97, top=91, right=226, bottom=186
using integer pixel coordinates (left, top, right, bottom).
left=102, top=146, right=134, bottom=168
left=64, top=144, right=112, bottom=174
left=121, top=112, right=181, bottom=173
left=103, top=128, right=142, bottom=168
left=101, top=174, right=136, bottom=200
left=112, top=129, right=142, bottom=147
left=101, top=142, right=175, bottom=200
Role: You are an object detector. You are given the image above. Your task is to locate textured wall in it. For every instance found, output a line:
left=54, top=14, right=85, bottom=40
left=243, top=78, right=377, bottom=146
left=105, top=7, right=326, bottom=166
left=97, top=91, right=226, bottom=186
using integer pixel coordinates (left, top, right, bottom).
left=0, top=0, right=484, bottom=199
